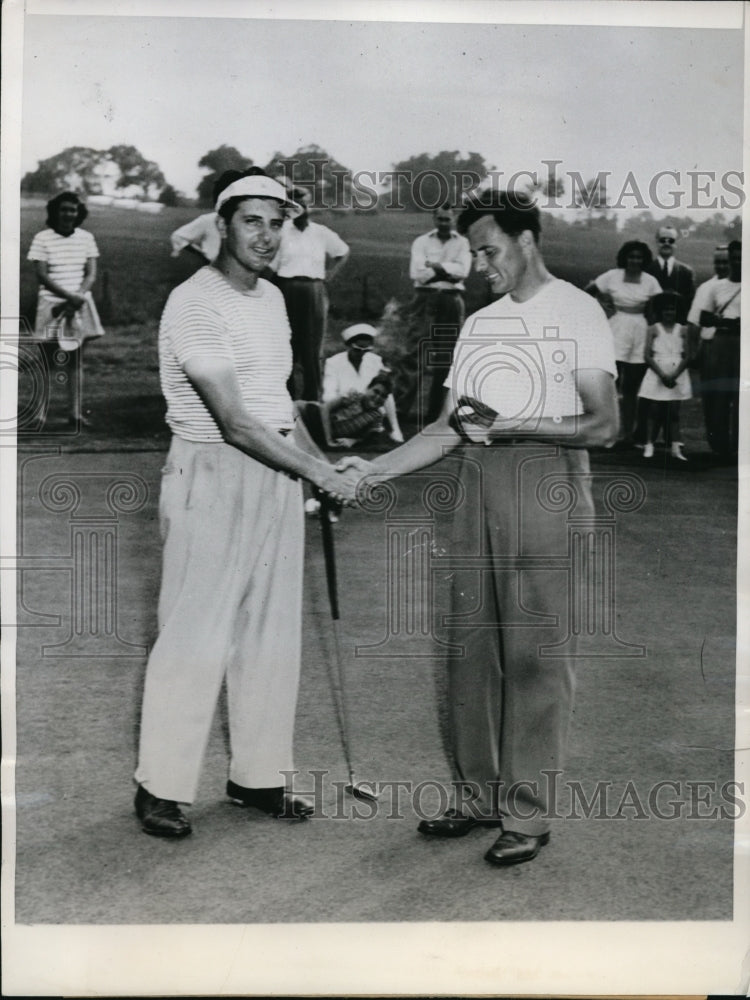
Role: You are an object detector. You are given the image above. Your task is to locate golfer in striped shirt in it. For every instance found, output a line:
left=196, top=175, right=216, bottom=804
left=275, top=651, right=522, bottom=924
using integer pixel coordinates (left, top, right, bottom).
left=134, top=169, right=359, bottom=838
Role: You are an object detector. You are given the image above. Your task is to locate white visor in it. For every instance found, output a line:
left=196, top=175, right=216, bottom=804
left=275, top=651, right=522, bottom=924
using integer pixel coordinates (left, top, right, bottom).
left=214, top=175, right=303, bottom=217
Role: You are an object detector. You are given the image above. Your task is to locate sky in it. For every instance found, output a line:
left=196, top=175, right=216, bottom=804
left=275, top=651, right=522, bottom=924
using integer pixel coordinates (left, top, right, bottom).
left=17, top=4, right=746, bottom=216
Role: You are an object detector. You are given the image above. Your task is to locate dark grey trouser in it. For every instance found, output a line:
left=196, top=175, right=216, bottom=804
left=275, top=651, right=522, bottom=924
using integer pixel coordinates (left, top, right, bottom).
left=395, top=288, right=465, bottom=424
left=444, top=442, right=593, bottom=835
left=699, top=332, right=741, bottom=456
left=278, top=277, right=328, bottom=401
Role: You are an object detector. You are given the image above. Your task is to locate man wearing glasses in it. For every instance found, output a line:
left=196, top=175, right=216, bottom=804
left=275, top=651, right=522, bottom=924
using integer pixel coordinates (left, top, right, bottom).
left=646, top=226, right=695, bottom=319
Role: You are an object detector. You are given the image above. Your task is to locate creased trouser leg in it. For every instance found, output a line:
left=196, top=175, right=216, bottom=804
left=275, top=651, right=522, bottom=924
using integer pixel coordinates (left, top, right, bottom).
left=446, top=445, right=587, bottom=835
left=135, top=437, right=304, bottom=802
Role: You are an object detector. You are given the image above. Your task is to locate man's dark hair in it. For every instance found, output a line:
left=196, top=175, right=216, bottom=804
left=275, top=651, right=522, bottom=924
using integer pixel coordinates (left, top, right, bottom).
left=457, top=189, right=541, bottom=243
left=46, top=191, right=87, bottom=229
left=616, top=240, right=653, bottom=269
left=728, top=239, right=742, bottom=255
left=215, top=166, right=271, bottom=222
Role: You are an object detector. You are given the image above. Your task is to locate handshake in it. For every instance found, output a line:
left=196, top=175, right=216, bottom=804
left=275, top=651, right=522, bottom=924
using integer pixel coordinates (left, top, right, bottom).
left=306, top=396, right=501, bottom=505
left=314, top=455, right=378, bottom=506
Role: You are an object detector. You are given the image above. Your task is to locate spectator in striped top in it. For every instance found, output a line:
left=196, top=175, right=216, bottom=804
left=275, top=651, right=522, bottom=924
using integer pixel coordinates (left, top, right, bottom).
left=27, top=192, right=104, bottom=426
left=134, top=168, right=361, bottom=839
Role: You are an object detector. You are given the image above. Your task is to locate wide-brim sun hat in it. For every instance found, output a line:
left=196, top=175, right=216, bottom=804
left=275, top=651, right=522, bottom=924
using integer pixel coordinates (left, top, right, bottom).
left=214, top=175, right=304, bottom=217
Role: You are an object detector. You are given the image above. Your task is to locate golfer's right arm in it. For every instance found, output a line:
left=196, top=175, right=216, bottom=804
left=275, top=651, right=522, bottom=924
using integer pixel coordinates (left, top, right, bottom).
left=351, top=394, right=464, bottom=480
left=182, top=355, right=359, bottom=501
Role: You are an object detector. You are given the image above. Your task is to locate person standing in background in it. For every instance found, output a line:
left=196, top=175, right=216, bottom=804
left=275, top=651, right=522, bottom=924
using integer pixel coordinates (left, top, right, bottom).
left=395, top=205, right=471, bottom=424
left=638, top=292, right=692, bottom=461
left=645, top=226, right=695, bottom=318
left=271, top=187, right=349, bottom=401
left=587, top=241, right=661, bottom=447
left=687, top=241, right=741, bottom=458
left=27, top=191, right=104, bottom=427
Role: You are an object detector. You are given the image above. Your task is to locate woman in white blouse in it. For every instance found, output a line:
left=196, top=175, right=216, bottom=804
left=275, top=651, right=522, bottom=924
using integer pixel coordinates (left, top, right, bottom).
left=27, top=192, right=104, bottom=426
left=587, top=240, right=661, bottom=445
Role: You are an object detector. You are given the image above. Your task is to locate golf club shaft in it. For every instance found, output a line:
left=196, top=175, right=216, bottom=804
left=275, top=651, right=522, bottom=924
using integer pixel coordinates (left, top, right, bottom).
left=318, top=496, right=340, bottom=620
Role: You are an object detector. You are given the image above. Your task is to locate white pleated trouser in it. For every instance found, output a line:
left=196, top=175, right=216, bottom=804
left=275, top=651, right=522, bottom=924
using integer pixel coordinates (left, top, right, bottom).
left=135, top=434, right=304, bottom=803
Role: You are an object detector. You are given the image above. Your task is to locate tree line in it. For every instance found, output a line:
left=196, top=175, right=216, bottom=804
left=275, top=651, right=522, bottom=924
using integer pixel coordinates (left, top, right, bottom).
left=20, top=143, right=742, bottom=240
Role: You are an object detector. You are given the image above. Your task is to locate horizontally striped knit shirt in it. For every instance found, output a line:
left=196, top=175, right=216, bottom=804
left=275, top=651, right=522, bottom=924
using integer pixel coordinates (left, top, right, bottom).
left=27, top=228, right=99, bottom=303
left=159, top=267, right=295, bottom=441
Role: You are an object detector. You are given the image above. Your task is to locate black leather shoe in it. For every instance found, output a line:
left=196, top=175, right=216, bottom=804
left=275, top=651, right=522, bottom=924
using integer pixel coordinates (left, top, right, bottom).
left=417, top=808, right=504, bottom=838
left=134, top=784, right=192, bottom=838
left=226, top=781, right=314, bottom=820
left=484, top=830, right=550, bottom=866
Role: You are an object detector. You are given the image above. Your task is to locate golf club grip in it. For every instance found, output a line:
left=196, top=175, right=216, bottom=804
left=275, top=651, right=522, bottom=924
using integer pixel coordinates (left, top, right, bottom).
left=318, top=498, right=341, bottom=621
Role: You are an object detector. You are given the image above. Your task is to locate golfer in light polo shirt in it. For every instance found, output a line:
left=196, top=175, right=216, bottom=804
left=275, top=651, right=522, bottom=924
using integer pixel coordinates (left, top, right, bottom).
left=134, top=169, right=359, bottom=838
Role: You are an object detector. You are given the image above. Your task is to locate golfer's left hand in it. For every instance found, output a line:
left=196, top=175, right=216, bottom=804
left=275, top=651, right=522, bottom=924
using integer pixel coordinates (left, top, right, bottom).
left=450, top=396, right=499, bottom=445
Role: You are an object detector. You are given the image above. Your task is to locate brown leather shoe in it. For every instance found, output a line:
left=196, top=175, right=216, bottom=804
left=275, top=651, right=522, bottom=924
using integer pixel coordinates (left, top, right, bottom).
left=418, top=808, right=504, bottom=838
left=226, top=781, right=314, bottom=820
left=134, top=784, right=192, bottom=838
left=484, top=830, right=550, bottom=866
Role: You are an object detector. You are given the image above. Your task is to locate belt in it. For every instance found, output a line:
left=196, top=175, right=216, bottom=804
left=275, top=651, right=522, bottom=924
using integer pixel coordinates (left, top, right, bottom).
left=416, top=286, right=464, bottom=295
left=615, top=305, right=645, bottom=315
left=278, top=275, right=322, bottom=283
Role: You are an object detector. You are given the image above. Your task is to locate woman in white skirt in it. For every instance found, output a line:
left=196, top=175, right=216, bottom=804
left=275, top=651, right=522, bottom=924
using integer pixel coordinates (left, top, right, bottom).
left=27, top=191, right=104, bottom=426
left=638, top=291, right=692, bottom=461
left=587, top=240, right=662, bottom=445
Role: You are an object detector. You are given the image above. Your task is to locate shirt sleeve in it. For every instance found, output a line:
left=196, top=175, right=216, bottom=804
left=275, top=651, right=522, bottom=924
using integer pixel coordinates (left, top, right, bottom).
left=323, top=227, right=348, bottom=258
left=410, top=234, right=433, bottom=285
left=82, top=230, right=100, bottom=259
left=322, top=356, right=340, bottom=402
left=170, top=215, right=214, bottom=257
left=687, top=281, right=711, bottom=325
left=27, top=231, right=49, bottom=263
left=163, top=290, right=232, bottom=368
left=568, top=290, right=618, bottom=376
left=593, top=270, right=615, bottom=295
left=440, top=235, right=472, bottom=280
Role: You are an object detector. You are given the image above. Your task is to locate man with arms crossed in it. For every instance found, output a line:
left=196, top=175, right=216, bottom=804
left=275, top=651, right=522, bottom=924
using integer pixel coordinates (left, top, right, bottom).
left=345, top=190, right=618, bottom=865
left=134, top=170, right=358, bottom=837
left=396, top=204, right=472, bottom=423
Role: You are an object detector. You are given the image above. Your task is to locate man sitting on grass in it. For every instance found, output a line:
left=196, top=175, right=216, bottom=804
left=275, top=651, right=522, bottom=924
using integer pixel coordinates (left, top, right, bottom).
left=322, top=323, right=403, bottom=448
